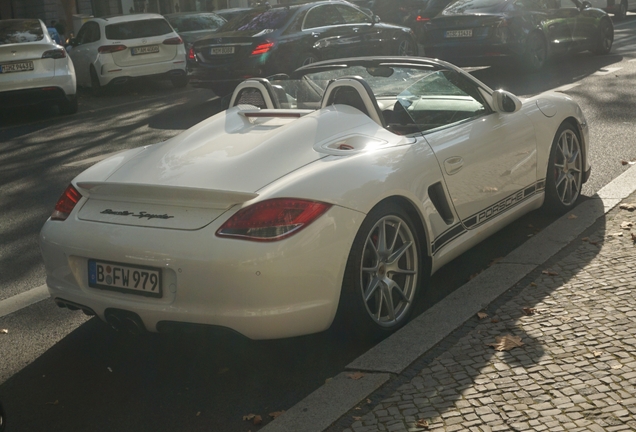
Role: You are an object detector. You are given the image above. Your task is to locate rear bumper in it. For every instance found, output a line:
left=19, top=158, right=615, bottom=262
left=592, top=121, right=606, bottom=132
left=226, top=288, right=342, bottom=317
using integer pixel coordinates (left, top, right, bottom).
left=0, top=86, right=75, bottom=107
left=97, top=59, right=187, bottom=86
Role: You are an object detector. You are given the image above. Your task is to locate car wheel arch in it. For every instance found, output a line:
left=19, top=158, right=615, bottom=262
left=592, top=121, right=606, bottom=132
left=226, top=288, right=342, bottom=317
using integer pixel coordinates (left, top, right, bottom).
left=563, top=116, right=587, bottom=176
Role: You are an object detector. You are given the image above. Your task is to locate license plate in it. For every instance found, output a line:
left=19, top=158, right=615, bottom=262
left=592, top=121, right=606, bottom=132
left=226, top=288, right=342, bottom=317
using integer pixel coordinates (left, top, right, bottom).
left=88, top=260, right=162, bottom=298
left=0, top=61, right=34, bottom=73
left=210, top=46, right=235, bottom=55
left=445, top=29, right=473, bottom=38
left=131, top=45, right=160, bottom=55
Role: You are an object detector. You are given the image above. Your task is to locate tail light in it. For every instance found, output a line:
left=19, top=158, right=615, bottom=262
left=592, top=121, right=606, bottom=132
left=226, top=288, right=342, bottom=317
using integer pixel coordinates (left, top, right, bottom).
left=251, top=41, right=274, bottom=55
left=216, top=198, right=332, bottom=241
left=42, top=48, right=66, bottom=59
left=163, top=36, right=183, bottom=45
left=51, top=184, right=82, bottom=221
left=416, top=15, right=430, bottom=22
left=98, top=44, right=127, bottom=54
left=188, top=45, right=196, bottom=61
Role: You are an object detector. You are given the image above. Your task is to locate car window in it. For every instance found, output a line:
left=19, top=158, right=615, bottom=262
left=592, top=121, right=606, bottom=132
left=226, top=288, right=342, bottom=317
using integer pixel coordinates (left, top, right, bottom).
left=75, top=24, right=88, bottom=44
left=284, top=9, right=308, bottom=33
left=0, top=20, right=44, bottom=45
left=220, top=8, right=294, bottom=32
left=167, top=14, right=226, bottom=32
left=514, top=0, right=548, bottom=10
left=85, top=22, right=101, bottom=43
left=557, top=0, right=579, bottom=8
left=303, top=5, right=345, bottom=29
left=105, top=19, right=173, bottom=40
left=335, top=4, right=372, bottom=24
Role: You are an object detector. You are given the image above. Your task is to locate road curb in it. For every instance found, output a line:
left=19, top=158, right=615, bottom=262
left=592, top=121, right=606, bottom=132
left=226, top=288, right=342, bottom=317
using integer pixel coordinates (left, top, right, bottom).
left=262, top=164, right=636, bottom=432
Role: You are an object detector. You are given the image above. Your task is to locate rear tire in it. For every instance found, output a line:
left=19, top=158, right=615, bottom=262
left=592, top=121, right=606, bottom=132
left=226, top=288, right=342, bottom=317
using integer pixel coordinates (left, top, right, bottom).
left=543, top=123, right=583, bottom=214
left=592, top=18, right=614, bottom=54
left=171, top=75, right=189, bottom=88
left=395, top=36, right=417, bottom=56
left=333, top=202, right=424, bottom=340
left=90, top=66, right=103, bottom=96
left=59, top=95, right=78, bottom=115
left=298, top=52, right=319, bottom=69
left=614, top=0, right=627, bottom=20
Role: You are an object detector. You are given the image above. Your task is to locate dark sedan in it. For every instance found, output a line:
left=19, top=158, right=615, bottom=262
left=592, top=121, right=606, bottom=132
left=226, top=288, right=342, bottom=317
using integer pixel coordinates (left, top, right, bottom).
left=423, top=0, right=614, bottom=70
left=187, top=0, right=418, bottom=95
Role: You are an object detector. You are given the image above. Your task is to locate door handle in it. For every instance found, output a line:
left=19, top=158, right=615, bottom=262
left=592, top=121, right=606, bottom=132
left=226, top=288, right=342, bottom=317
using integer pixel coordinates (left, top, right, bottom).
left=444, top=157, right=464, bottom=175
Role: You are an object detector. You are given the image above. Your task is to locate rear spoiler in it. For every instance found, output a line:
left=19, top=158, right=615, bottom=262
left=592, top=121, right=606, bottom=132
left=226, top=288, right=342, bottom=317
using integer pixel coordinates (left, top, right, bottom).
left=76, top=182, right=258, bottom=209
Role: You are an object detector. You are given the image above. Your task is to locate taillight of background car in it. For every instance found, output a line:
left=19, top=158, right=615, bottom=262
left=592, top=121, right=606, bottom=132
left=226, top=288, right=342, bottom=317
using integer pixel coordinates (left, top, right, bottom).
left=41, top=48, right=66, bottom=59
left=51, top=185, right=82, bottom=221
left=163, top=36, right=183, bottom=45
left=216, top=198, right=331, bottom=241
left=251, top=41, right=274, bottom=56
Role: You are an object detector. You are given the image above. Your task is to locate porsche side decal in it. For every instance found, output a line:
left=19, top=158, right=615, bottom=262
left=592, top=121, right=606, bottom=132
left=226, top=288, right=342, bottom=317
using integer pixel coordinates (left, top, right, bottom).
left=431, top=179, right=545, bottom=255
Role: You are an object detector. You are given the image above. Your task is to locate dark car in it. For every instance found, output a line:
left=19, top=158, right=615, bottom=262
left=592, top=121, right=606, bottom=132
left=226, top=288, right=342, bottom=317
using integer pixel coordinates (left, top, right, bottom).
left=188, top=0, right=418, bottom=96
left=423, top=0, right=614, bottom=70
left=368, top=0, right=431, bottom=42
left=214, top=7, right=254, bottom=22
left=164, top=12, right=227, bottom=46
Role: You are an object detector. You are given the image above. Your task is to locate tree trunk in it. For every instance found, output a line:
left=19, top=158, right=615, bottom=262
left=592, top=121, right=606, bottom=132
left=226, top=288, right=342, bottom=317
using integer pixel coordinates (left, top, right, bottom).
left=59, top=0, right=77, bottom=39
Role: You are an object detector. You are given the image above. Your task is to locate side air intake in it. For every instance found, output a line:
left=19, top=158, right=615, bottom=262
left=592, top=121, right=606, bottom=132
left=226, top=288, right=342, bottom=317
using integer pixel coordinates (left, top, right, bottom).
left=428, top=182, right=455, bottom=225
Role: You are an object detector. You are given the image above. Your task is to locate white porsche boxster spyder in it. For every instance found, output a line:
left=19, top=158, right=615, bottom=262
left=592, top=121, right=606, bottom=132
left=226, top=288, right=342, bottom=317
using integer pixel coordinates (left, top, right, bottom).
left=40, top=57, right=589, bottom=340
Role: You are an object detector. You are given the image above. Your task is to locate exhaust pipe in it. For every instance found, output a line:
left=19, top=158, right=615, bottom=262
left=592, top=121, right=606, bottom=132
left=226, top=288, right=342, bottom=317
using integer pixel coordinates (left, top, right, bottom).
left=54, top=298, right=96, bottom=316
left=104, top=309, right=146, bottom=335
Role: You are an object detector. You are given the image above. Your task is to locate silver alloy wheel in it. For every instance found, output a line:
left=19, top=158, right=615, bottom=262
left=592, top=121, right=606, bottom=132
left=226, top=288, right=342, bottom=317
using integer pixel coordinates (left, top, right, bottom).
left=553, top=128, right=582, bottom=206
left=359, top=215, right=418, bottom=327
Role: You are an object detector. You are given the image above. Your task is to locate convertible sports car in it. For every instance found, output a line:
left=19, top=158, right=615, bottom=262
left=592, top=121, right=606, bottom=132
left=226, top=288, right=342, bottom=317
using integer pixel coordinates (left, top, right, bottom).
left=40, top=57, right=589, bottom=340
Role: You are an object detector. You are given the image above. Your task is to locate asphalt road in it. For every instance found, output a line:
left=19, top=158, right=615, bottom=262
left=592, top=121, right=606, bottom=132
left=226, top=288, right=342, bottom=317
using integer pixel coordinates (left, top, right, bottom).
left=1, top=17, right=636, bottom=432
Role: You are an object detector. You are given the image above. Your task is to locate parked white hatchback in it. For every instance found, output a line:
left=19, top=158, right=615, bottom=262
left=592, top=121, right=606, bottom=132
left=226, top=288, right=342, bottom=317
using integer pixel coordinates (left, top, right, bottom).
left=0, top=19, right=77, bottom=114
left=67, top=14, right=188, bottom=93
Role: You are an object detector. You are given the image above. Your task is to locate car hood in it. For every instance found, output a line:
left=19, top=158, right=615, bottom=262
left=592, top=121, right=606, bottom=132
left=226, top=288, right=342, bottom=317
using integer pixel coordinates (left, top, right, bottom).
left=74, top=106, right=404, bottom=229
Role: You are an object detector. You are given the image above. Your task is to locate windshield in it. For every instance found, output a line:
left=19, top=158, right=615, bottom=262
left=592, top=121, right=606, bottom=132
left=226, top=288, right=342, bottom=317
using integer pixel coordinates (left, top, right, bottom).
left=271, top=62, right=489, bottom=134
left=442, top=0, right=509, bottom=14
left=0, top=20, right=44, bottom=45
left=219, top=8, right=294, bottom=32
left=105, top=19, right=173, bottom=40
left=166, top=14, right=226, bottom=33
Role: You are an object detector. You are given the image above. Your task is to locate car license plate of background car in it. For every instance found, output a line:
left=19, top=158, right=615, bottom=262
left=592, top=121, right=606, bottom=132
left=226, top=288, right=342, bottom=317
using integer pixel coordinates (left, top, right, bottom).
left=210, top=46, right=235, bottom=55
left=0, top=61, right=34, bottom=73
left=88, top=259, right=162, bottom=298
left=445, top=30, right=473, bottom=38
left=131, top=45, right=160, bottom=55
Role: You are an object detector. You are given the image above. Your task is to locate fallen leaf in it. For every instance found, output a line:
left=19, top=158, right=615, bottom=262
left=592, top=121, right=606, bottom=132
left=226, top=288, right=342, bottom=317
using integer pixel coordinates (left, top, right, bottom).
left=366, top=398, right=371, bottom=404
left=522, top=307, right=536, bottom=315
left=491, top=318, right=500, bottom=323
left=621, top=160, right=629, bottom=165
left=593, top=351, right=603, bottom=357
left=243, top=414, right=256, bottom=421
left=530, top=282, right=537, bottom=287
left=45, top=400, right=59, bottom=405
left=253, top=415, right=262, bottom=425
left=269, top=411, right=285, bottom=419
left=347, top=372, right=365, bottom=380
left=621, top=221, right=633, bottom=229
left=542, top=270, right=558, bottom=276
left=488, top=335, right=524, bottom=352
left=568, top=214, right=578, bottom=219
left=477, top=312, right=489, bottom=319
left=620, top=203, right=636, bottom=211
left=196, top=412, right=201, bottom=416
left=218, top=367, right=230, bottom=374
left=488, top=257, right=503, bottom=267
left=353, top=416, right=362, bottom=421
left=0, top=329, right=7, bottom=334
left=415, top=418, right=429, bottom=428
left=582, top=237, right=589, bottom=241
left=611, top=364, right=623, bottom=369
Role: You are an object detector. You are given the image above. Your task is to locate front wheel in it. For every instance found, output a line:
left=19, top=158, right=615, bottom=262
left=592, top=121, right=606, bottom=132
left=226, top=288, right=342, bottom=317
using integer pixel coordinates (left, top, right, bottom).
left=543, top=123, right=583, bottom=214
left=614, top=0, right=627, bottom=20
left=591, top=19, right=614, bottom=54
left=395, top=36, right=417, bottom=56
left=522, top=32, right=547, bottom=72
left=334, top=203, right=424, bottom=339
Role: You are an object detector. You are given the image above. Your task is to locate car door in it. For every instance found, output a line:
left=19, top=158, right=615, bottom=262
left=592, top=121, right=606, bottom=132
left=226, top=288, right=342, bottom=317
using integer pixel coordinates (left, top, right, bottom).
left=404, top=70, right=538, bottom=228
left=302, top=4, right=352, bottom=60
left=69, top=22, right=101, bottom=86
left=543, top=0, right=577, bottom=51
left=334, top=4, right=382, bottom=56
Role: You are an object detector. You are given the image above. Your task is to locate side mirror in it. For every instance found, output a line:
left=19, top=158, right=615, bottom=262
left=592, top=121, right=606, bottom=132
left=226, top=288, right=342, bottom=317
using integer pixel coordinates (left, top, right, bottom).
left=492, top=89, right=522, bottom=113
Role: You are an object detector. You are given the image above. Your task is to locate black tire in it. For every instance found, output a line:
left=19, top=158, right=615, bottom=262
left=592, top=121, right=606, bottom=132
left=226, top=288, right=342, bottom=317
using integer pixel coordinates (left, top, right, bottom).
left=59, top=95, right=78, bottom=115
left=521, top=32, right=547, bottom=72
left=395, top=36, right=417, bottom=56
left=90, top=66, right=103, bottom=96
left=614, top=0, right=627, bottom=20
left=171, top=75, right=189, bottom=88
left=543, top=123, right=583, bottom=214
left=0, top=401, right=5, bottom=432
left=592, top=18, right=614, bottom=54
left=333, top=202, right=425, bottom=340
left=298, top=52, right=319, bottom=69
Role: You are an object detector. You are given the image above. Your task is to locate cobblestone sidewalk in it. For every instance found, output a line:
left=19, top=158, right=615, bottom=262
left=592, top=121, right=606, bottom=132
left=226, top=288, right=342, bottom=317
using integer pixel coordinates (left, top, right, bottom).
left=341, top=192, right=636, bottom=432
